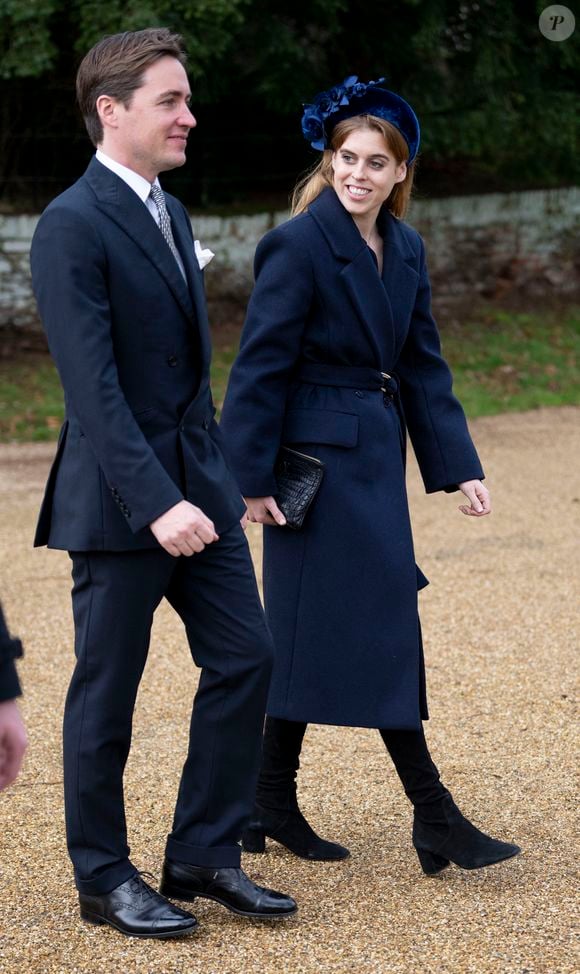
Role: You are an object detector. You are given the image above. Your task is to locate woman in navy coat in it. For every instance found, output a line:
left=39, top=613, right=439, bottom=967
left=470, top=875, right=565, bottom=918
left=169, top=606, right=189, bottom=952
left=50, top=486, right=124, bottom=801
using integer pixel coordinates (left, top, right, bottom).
left=220, top=78, right=520, bottom=875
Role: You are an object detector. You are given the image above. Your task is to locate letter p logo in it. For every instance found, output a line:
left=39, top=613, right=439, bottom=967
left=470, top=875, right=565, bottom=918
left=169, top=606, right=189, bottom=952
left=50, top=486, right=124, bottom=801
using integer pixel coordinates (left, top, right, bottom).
left=539, top=5, right=576, bottom=41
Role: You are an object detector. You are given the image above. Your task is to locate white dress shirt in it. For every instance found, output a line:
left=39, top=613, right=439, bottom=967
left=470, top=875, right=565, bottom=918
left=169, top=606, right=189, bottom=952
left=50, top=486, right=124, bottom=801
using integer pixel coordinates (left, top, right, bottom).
left=95, top=149, right=214, bottom=273
left=95, top=149, right=186, bottom=278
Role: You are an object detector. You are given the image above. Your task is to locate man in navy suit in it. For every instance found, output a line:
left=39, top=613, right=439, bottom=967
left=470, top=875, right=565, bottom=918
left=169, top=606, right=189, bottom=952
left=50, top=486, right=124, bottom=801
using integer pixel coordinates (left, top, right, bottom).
left=30, top=28, right=295, bottom=939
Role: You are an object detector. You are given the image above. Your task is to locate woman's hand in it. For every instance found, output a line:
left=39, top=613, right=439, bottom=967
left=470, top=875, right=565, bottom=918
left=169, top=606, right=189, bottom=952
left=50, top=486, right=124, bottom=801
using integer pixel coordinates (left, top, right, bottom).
left=457, top=480, right=491, bottom=517
left=244, top=496, right=287, bottom=526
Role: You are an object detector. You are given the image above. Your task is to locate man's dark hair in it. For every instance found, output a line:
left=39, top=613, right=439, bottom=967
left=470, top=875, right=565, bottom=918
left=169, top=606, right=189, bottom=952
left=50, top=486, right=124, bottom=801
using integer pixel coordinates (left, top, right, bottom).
left=76, top=28, right=187, bottom=146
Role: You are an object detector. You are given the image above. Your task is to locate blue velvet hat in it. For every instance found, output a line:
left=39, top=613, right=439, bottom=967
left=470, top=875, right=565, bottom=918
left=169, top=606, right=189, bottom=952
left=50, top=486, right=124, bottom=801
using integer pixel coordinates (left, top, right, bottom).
left=301, top=76, right=420, bottom=163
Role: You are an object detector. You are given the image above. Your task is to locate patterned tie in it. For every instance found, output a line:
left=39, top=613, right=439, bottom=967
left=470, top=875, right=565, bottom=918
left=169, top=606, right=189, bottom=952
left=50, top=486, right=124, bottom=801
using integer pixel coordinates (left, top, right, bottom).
left=149, top=183, right=185, bottom=276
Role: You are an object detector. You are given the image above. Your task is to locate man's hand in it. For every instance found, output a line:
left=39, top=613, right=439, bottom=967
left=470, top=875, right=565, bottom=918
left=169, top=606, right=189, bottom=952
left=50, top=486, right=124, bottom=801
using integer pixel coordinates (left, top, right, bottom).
left=150, top=500, right=219, bottom=556
left=244, top=496, right=286, bottom=527
left=458, top=480, right=491, bottom=517
left=0, top=700, right=27, bottom=791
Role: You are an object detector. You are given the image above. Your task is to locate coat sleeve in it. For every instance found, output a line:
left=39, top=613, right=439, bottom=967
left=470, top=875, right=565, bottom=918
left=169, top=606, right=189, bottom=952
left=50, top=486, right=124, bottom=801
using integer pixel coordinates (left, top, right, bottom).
left=220, top=224, right=314, bottom=497
left=30, top=205, right=183, bottom=532
left=0, top=604, right=22, bottom=702
left=396, top=236, right=484, bottom=494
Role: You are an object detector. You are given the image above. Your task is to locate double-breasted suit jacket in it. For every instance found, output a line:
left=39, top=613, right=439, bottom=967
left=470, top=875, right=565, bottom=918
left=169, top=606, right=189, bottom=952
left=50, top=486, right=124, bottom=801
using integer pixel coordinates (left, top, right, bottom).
left=31, top=157, right=244, bottom=551
left=221, top=187, right=484, bottom=730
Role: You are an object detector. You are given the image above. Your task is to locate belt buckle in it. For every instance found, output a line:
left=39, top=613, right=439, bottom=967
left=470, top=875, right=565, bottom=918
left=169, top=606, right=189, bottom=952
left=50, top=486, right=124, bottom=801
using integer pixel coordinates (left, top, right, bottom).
left=380, top=371, right=391, bottom=393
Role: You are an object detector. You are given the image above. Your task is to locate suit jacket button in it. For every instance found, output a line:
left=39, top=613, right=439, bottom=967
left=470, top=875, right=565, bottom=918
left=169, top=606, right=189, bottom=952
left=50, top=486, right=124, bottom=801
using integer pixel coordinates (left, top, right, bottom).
left=202, top=419, right=209, bottom=430
left=167, top=355, right=178, bottom=367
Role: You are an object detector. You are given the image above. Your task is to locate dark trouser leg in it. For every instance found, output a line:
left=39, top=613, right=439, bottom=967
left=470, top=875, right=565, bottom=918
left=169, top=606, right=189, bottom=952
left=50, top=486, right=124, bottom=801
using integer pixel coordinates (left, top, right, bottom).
left=164, top=524, right=274, bottom=868
left=255, top=717, right=308, bottom=810
left=65, top=550, right=170, bottom=895
left=379, top=726, right=448, bottom=823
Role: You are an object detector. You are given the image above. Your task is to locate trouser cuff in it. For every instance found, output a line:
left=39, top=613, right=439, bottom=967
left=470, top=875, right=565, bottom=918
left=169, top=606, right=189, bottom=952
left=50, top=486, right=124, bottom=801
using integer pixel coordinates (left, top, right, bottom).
left=74, top=860, right=138, bottom=896
left=165, top=837, right=241, bottom=868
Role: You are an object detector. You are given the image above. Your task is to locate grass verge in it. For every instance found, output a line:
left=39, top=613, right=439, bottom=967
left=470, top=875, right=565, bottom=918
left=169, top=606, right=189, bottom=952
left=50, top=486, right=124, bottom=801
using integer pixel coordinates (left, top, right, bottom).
left=0, top=306, right=578, bottom=442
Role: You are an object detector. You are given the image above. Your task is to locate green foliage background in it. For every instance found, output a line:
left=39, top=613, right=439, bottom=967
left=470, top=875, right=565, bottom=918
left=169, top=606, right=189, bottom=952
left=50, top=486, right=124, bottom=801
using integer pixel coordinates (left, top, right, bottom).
left=0, top=0, right=578, bottom=204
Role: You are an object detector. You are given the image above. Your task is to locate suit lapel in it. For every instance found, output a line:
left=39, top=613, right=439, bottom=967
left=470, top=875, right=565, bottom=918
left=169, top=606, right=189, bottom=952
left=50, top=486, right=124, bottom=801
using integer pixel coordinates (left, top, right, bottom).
left=166, top=197, right=212, bottom=371
left=84, top=158, right=195, bottom=323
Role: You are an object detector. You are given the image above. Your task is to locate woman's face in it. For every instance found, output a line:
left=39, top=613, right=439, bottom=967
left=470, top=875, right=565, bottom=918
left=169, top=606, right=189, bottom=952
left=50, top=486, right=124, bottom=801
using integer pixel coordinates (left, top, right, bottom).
left=331, top=127, right=407, bottom=225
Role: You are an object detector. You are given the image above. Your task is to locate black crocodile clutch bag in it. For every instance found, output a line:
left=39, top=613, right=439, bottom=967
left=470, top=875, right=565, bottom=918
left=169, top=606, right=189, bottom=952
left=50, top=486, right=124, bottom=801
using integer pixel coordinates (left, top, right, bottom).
left=274, top=447, right=325, bottom=530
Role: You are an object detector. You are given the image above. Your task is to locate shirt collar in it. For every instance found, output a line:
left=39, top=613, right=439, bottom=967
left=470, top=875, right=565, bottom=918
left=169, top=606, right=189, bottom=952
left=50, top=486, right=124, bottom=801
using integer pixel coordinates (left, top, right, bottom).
left=95, top=149, right=160, bottom=202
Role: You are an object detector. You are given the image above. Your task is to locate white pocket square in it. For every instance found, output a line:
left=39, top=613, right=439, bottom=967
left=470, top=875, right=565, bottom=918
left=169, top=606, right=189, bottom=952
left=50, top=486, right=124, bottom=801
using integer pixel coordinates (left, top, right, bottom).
left=194, top=239, right=215, bottom=270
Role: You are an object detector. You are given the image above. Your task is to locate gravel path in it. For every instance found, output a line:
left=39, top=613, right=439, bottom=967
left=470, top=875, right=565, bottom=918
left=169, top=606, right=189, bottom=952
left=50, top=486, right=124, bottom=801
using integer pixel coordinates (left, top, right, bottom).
left=0, top=407, right=577, bottom=974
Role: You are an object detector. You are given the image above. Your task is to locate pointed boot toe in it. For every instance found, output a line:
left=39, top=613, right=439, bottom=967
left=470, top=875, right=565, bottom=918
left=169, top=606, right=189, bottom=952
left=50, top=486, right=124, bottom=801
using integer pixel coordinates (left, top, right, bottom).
left=242, top=804, right=350, bottom=861
left=413, top=795, right=521, bottom=874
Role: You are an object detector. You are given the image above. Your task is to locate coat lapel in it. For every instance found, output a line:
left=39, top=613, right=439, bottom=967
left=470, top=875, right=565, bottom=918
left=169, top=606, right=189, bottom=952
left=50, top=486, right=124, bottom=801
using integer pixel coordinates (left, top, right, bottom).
left=310, top=189, right=389, bottom=366
left=84, top=158, right=195, bottom=323
left=380, top=211, right=420, bottom=357
left=310, top=188, right=419, bottom=369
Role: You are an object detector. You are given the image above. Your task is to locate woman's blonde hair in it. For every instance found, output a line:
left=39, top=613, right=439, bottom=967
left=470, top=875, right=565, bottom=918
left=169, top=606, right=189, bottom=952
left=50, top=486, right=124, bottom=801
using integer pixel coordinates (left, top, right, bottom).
left=291, top=114, right=415, bottom=219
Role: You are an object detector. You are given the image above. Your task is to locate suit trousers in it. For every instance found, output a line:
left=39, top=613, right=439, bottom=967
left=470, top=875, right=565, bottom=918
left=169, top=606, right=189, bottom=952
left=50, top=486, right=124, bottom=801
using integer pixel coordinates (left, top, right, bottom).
left=64, top=523, right=273, bottom=895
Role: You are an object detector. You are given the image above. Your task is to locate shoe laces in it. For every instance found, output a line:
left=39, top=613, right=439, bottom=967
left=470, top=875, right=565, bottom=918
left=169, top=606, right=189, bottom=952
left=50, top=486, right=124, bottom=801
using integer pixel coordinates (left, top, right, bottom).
left=128, top=871, right=159, bottom=901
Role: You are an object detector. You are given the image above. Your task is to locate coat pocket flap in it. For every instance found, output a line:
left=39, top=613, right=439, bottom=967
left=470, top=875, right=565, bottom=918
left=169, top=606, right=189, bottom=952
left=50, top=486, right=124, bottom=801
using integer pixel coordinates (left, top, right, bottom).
left=282, top=409, right=359, bottom=448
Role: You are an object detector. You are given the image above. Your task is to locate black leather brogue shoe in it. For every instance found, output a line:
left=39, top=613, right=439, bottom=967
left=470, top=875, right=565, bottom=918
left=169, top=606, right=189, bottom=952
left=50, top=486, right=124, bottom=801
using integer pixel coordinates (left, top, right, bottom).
left=160, top=861, right=297, bottom=919
left=79, top=873, right=198, bottom=938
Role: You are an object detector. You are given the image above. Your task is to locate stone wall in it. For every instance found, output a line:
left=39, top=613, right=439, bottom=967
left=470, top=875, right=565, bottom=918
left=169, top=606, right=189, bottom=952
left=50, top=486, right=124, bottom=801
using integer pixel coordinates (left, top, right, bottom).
left=1, top=185, right=578, bottom=332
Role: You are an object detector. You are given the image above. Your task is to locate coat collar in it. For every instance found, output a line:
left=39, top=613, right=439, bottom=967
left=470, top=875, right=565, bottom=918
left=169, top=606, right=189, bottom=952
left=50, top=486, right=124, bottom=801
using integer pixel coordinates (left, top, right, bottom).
left=83, top=157, right=196, bottom=324
left=309, top=188, right=419, bottom=368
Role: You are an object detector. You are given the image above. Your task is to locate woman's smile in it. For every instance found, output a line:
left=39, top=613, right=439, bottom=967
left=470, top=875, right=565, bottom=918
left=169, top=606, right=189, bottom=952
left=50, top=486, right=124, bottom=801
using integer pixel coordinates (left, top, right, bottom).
left=346, top=184, right=371, bottom=199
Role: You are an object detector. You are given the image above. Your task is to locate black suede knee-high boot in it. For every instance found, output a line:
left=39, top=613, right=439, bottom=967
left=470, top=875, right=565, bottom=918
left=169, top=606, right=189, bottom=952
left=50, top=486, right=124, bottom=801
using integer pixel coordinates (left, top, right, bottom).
left=380, top=727, right=448, bottom=820
left=380, top=727, right=521, bottom=874
left=242, top=717, right=349, bottom=860
left=254, top=716, right=308, bottom=812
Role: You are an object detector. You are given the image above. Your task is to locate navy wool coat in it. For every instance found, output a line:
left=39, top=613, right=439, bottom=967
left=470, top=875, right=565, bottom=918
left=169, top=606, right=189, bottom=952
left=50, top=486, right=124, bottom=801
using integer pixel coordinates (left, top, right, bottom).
left=220, top=187, right=484, bottom=729
left=31, top=158, right=244, bottom=551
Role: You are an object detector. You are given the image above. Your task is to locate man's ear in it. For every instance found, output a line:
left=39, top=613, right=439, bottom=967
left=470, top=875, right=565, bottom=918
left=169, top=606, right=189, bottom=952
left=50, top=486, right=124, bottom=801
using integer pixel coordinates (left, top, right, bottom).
left=96, top=94, right=119, bottom=131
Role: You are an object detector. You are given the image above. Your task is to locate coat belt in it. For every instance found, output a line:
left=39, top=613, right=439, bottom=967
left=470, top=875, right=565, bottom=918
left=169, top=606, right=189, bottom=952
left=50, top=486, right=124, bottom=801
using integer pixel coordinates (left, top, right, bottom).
left=295, top=362, right=399, bottom=397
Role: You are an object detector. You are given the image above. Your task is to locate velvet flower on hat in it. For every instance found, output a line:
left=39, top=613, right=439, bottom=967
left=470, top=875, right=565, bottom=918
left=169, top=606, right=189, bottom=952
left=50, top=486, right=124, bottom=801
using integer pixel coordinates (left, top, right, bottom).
left=300, top=75, right=420, bottom=163
left=301, top=76, right=385, bottom=151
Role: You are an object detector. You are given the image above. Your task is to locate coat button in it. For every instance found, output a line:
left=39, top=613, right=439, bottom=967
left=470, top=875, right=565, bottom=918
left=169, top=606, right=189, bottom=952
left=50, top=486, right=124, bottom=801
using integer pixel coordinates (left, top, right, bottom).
left=355, top=390, right=364, bottom=399
left=167, top=355, right=178, bottom=367
left=202, top=419, right=209, bottom=430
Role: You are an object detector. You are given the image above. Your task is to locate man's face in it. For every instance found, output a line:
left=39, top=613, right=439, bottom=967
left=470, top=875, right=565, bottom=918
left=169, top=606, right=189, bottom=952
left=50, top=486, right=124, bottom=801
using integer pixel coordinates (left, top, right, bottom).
left=103, top=56, right=196, bottom=182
